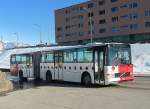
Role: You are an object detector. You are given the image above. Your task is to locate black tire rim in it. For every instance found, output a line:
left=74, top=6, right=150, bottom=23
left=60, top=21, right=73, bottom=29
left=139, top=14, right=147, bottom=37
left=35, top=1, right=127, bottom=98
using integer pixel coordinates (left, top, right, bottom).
left=84, top=75, right=91, bottom=86
left=46, top=73, right=52, bottom=82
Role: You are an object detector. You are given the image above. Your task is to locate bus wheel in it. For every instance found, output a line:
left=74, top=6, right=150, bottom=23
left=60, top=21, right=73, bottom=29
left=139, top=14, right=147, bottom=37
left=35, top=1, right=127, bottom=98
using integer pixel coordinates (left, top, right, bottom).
left=19, top=70, right=23, bottom=82
left=46, top=71, right=52, bottom=83
left=82, top=73, right=91, bottom=86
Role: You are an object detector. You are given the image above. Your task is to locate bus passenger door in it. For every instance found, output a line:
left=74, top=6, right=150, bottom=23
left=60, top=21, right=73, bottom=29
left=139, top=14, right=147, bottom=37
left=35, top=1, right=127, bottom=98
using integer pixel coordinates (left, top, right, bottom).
left=26, top=55, right=32, bottom=78
left=54, top=51, right=63, bottom=80
left=94, top=48, right=105, bottom=84
left=33, top=52, right=41, bottom=80
left=21, top=55, right=32, bottom=79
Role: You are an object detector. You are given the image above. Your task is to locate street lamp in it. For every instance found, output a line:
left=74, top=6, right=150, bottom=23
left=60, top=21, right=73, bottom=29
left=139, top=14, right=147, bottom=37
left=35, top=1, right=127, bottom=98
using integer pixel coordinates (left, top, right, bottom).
left=14, top=32, right=19, bottom=47
left=34, top=24, right=42, bottom=44
left=82, top=7, right=93, bottom=44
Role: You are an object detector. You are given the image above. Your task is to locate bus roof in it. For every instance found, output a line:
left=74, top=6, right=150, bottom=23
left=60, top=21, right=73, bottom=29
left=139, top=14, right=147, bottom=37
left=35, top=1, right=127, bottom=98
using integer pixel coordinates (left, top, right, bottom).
left=11, top=43, right=129, bottom=55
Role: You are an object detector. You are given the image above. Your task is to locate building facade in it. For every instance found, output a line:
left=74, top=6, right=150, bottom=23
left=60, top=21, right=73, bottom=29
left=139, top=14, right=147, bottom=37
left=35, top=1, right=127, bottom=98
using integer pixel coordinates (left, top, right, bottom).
left=55, top=0, right=150, bottom=45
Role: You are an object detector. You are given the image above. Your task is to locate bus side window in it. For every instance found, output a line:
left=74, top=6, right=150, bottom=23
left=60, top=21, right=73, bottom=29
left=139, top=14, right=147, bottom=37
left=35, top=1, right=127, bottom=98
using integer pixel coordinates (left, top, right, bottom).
left=84, top=49, right=93, bottom=62
left=73, top=51, right=77, bottom=62
left=11, top=56, right=16, bottom=64
left=41, top=54, right=45, bottom=63
left=22, top=56, right=27, bottom=64
left=16, top=55, right=21, bottom=64
left=64, top=50, right=74, bottom=63
left=99, top=51, right=104, bottom=71
left=77, top=49, right=84, bottom=62
left=26, top=56, right=31, bottom=65
left=46, top=53, right=54, bottom=63
left=30, top=56, right=32, bottom=64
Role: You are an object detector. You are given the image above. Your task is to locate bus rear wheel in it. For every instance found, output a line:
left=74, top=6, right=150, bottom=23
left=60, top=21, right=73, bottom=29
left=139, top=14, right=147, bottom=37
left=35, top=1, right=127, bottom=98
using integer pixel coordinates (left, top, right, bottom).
left=82, top=73, right=91, bottom=86
left=46, top=71, right=52, bottom=83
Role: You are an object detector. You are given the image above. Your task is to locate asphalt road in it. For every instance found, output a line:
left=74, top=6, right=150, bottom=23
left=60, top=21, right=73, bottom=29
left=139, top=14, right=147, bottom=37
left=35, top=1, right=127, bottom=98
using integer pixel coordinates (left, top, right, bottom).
left=0, top=77, right=150, bottom=109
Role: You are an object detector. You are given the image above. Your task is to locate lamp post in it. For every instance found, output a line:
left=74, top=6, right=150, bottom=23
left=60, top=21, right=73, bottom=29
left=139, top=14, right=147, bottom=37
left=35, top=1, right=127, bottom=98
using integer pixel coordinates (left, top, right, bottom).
left=34, top=24, right=42, bottom=44
left=14, top=32, right=19, bottom=47
left=82, top=7, right=93, bottom=44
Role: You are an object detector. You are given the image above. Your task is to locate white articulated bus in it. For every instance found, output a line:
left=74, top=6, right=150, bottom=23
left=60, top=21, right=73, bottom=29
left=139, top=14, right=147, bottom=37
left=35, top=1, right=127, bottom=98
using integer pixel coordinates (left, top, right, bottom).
left=10, top=43, right=134, bottom=85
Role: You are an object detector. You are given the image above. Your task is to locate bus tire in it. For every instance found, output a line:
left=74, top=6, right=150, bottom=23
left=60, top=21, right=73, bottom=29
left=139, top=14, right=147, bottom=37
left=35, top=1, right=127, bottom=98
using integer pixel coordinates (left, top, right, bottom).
left=19, top=70, right=23, bottom=82
left=82, top=72, right=91, bottom=86
left=46, top=71, right=52, bottom=83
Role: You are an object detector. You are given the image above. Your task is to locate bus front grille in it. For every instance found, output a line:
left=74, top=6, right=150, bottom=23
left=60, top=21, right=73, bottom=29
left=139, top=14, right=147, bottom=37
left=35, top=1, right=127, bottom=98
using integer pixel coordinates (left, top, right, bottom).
left=115, top=72, right=131, bottom=78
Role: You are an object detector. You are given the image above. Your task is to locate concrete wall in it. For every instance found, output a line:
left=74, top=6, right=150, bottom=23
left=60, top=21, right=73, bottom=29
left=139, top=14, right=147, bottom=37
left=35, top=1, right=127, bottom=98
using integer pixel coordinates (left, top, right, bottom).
left=131, top=44, right=150, bottom=76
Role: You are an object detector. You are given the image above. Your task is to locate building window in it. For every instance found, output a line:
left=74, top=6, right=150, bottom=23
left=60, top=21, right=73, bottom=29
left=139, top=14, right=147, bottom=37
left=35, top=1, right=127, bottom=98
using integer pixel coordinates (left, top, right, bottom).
left=99, top=10, right=105, bottom=15
left=79, top=32, right=84, bottom=36
left=88, top=30, right=94, bottom=35
left=130, top=24, right=138, bottom=30
left=130, top=13, right=138, bottom=20
left=120, top=15, right=129, bottom=19
left=112, top=28, right=119, bottom=32
left=112, top=16, right=118, bottom=23
left=65, top=25, right=70, bottom=29
left=120, top=25, right=129, bottom=29
left=71, top=33, right=77, bottom=36
left=88, top=12, right=94, bottom=17
left=65, top=10, right=70, bottom=14
left=78, top=15, right=84, bottom=20
left=99, top=28, right=106, bottom=33
left=111, top=7, right=119, bottom=13
left=80, top=7, right=83, bottom=11
left=99, top=19, right=106, bottom=24
left=57, top=35, right=62, bottom=38
left=66, top=18, right=70, bottom=22
left=145, top=10, right=150, bottom=16
left=71, top=7, right=79, bottom=12
left=71, top=24, right=77, bottom=28
left=129, top=2, right=138, bottom=8
left=145, top=22, right=150, bottom=28
left=88, top=21, right=94, bottom=26
left=65, top=34, right=71, bottom=37
left=111, top=0, right=118, bottom=3
left=120, top=4, right=129, bottom=8
left=57, top=27, right=62, bottom=31
left=78, top=23, right=84, bottom=28
left=72, top=16, right=78, bottom=20
left=88, top=3, right=94, bottom=8
left=99, top=0, right=105, bottom=5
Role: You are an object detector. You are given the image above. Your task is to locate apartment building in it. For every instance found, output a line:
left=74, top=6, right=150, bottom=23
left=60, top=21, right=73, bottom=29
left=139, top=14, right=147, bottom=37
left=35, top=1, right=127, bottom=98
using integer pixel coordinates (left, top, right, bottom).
left=55, top=0, right=150, bottom=45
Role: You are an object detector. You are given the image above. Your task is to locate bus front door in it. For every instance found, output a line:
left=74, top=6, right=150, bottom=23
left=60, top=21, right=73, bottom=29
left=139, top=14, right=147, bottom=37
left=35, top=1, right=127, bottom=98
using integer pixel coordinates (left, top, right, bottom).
left=94, top=48, right=105, bottom=84
left=54, top=52, right=63, bottom=80
left=23, top=55, right=33, bottom=79
left=33, top=52, right=41, bottom=80
left=26, top=56, right=32, bottom=78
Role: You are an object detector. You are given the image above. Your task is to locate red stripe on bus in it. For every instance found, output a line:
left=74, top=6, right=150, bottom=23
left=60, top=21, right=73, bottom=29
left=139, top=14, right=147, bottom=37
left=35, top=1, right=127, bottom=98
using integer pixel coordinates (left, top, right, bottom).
left=118, top=64, right=133, bottom=73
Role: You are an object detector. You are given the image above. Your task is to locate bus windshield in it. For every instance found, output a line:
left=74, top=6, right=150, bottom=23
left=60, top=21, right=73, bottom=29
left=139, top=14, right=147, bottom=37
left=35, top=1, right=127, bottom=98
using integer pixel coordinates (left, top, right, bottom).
left=108, top=45, right=131, bottom=66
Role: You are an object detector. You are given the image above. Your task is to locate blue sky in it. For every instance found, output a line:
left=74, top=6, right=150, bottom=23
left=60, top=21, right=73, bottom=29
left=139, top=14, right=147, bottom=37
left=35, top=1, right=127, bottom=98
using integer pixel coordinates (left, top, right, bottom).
left=0, top=0, right=88, bottom=45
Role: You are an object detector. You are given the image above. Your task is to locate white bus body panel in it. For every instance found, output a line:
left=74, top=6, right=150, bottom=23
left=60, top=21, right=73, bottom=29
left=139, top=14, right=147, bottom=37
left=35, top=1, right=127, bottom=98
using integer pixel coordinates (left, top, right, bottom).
left=63, top=63, right=94, bottom=83
left=40, top=63, right=54, bottom=80
left=18, top=64, right=34, bottom=78
left=40, top=63, right=94, bottom=83
left=104, top=66, right=119, bottom=84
